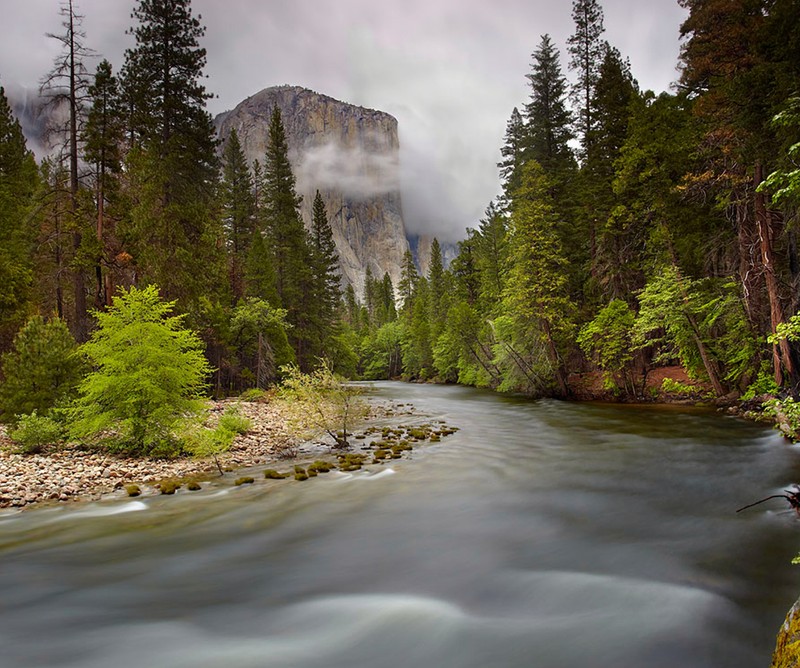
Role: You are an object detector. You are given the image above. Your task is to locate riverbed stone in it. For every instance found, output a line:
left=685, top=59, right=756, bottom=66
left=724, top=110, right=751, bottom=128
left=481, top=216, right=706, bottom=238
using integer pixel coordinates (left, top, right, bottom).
left=772, top=597, right=800, bottom=667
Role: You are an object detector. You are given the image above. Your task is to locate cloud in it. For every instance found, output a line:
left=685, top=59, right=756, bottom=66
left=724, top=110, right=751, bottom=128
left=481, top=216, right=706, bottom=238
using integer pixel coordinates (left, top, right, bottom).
left=0, top=0, right=688, bottom=243
left=294, top=137, right=400, bottom=200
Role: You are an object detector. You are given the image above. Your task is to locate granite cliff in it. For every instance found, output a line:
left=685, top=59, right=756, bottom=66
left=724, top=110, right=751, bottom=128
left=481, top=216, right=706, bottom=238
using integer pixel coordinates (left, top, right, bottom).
left=215, top=85, right=410, bottom=299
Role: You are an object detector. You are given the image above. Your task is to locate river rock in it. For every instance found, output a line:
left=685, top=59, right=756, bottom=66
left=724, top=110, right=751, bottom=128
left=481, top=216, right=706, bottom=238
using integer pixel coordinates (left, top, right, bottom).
left=772, top=596, right=800, bottom=667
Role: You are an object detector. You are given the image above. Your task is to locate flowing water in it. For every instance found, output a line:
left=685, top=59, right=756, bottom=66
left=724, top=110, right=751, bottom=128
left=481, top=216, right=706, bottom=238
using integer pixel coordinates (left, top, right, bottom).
left=2, top=382, right=800, bottom=668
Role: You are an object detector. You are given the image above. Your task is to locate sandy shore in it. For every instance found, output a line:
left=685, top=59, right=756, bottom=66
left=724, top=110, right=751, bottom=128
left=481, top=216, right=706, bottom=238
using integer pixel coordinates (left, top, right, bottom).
left=0, top=397, right=405, bottom=510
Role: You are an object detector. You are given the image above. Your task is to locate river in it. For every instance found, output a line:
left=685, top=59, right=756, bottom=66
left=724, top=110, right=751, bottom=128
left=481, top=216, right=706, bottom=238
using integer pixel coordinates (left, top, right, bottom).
left=1, top=382, right=799, bottom=667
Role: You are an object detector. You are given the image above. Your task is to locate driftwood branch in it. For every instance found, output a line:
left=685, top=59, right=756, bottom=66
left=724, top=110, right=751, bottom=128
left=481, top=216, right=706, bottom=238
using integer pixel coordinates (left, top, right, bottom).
left=737, top=486, right=800, bottom=514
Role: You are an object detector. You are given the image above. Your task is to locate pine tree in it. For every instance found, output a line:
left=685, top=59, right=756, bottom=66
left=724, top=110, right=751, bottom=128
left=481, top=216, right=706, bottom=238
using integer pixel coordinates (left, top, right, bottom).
left=567, top=0, right=606, bottom=159
left=398, top=250, right=419, bottom=312
left=524, top=34, right=574, bottom=172
left=498, top=107, right=527, bottom=198
left=427, top=238, right=447, bottom=344
left=220, top=128, right=257, bottom=299
left=262, top=107, right=314, bottom=366
left=311, top=190, right=341, bottom=326
left=0, top=86, right=38, bottom=349
left=120, top=0, right=222, bottom=309
left=83, top=59, right=123, bottom=309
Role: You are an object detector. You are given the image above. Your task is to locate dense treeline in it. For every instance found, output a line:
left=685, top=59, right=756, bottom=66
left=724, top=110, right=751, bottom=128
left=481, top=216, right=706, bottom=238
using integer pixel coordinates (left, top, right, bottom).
left=2, top=0, right=800, bottom=426
left=352, top=0, right=800, bottom=402
left=0, top=0, right=348, bottom=410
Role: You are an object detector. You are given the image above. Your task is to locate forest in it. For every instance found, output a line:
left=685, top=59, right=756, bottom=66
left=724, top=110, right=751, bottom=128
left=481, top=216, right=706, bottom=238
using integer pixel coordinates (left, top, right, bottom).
left=2, top=0, right=800, bottom=443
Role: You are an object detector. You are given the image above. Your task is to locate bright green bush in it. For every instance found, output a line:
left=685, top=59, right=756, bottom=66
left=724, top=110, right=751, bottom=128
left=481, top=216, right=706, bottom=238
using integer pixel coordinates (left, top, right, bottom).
left=218, top=407, right=252, bottom=435
left=70, top=285, right=212, bottom=456
left=9, top=410, right=64, bottom=454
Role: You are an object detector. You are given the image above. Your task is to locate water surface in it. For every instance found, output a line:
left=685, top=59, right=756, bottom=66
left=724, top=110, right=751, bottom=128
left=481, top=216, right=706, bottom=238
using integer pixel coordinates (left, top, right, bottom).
left=1, top=382, right=799, bottom=667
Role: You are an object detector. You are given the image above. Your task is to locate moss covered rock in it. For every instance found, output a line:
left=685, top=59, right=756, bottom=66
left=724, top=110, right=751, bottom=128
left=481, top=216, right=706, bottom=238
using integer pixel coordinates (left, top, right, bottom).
left=234, top=477, right=255, bottom=486
left=157, top=479, right=181, bottom=495
left=773, top=597, right=800, bottom=668
left=125, top=484, right=141, bottom=497
left=263, top=469, right=286, bottom=479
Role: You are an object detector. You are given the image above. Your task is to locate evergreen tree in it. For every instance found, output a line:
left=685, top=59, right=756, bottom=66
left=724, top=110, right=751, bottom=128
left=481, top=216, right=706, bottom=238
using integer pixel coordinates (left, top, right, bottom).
left=567, top=0, right=606, bottom=158
left=473, top=202, right=509, bottom=313
left=120, top=0, right=223, bottom=310
left=503, top=161, right=575, bottom=395
left=0, top=316, right=82, bottom=424
left=498, top=107, right=527, bottom=198
left=0, top=86, right=38, bottom=349
left=310, top=190, right=341, bottom=327
left=220, top=129, right=257, bottom=299
left=427, top=238, right=447, bottom=345
left=262, top=107, right=314, bottom=366
left=83, top=59, right=123, bottom=309
left=524, top=34, right=574, bottom=172
left=398, top=250, right=419, bottom=311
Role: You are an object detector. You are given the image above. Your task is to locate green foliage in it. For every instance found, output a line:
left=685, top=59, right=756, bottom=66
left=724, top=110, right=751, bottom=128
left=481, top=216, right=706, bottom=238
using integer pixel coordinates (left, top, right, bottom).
left=9, top=411, right=64, bottom=454
left=660, top=378, right=698, bottom=396
left=763, top=397, right=800, bottom=442
left=278, top=362, right=368, bottom=447
left=239, top=388, right=269, bottom=402
left=577, top=299, right=635, bottom=391
left=218, top=406, right=252, bottom=435
left=70, top=285, right=212, bottom=455
left=0, top=316, right=82, bottom=424
left=741, top=363, right=780, bottom=400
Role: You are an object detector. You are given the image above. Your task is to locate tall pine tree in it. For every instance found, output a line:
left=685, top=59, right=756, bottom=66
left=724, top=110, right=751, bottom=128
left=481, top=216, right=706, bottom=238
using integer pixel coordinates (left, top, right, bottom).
left=120, top=0, right=223, bottom=310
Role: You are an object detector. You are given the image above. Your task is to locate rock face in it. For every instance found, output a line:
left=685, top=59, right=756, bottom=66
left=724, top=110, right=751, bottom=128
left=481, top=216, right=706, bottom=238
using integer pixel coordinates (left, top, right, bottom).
left=773, top=597, right=800, bottom=668
left=215, top=85, right=410, bottom=299
left=409, top=233, right=459, bottom=278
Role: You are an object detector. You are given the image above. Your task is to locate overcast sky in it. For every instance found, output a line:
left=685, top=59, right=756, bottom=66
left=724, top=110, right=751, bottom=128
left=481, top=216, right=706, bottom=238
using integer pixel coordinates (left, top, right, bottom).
left=1, top=0, right=687, bottom=241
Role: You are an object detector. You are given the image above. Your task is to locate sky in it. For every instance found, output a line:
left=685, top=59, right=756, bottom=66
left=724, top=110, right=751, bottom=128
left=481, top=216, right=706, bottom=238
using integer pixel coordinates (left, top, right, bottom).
left=0, top=0, right=688, bottom=242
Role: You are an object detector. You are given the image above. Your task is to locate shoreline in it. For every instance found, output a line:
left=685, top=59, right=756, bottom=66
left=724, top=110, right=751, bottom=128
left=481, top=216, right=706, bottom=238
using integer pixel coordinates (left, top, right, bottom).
left=0, top=395, right=412, bottom=512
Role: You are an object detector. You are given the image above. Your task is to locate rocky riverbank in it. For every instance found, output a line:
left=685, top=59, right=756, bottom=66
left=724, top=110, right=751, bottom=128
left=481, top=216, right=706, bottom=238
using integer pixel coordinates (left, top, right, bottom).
left=0, top=397, right=406, bottom=511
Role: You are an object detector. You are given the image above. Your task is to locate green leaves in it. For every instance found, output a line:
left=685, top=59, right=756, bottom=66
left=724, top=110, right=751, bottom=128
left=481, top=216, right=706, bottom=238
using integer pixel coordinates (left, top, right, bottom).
left=70, top=285, right=212, bottom=455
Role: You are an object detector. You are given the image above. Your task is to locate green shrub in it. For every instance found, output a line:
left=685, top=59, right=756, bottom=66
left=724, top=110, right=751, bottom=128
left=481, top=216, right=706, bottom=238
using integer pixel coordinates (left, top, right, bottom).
left=218, top=407, right=252, bottom=435
left=0, top=316, right=82, bottom=424
left=9, top=411, right=64, bottom=454
left=238, top=388, right=268, bottom=402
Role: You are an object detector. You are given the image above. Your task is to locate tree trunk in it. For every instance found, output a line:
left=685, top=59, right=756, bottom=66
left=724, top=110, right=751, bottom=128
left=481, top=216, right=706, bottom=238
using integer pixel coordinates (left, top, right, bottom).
left=755, top=162, right=795, bottom=387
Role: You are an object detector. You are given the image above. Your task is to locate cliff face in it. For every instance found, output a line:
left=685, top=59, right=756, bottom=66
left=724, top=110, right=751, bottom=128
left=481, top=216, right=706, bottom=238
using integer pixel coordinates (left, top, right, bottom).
left=215, top=85, right=410, bottom=299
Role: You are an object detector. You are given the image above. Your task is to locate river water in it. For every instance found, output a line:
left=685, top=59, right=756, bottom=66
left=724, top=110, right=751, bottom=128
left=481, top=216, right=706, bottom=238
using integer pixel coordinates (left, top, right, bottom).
left=1, top=382, right=800, bottom=668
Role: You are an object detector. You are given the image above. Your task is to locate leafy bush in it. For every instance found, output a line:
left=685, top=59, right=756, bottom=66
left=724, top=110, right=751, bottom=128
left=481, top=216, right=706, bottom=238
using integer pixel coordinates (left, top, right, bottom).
left=218, top=407, right=252, bottom=435
left=278, top=362, right=368, bottom=448
left=742, top=363, right=780, bottom=400
left=0, top=316, right=82, bottom=424
left=660, top=378, right=698, bottom=396
left=238, top=388, right=269, bottom=402
left=9, top=411, right=64, bottom=453
left=577, top=299, right=635, bottom=393
left=70, top=285, right=212, bottom=456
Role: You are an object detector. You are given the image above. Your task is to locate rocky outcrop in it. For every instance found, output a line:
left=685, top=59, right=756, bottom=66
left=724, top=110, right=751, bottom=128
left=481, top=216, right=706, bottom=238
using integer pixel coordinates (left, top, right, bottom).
left=215, top=85, right=410, bottom=299
left=773, top=597, right=800, bottom=667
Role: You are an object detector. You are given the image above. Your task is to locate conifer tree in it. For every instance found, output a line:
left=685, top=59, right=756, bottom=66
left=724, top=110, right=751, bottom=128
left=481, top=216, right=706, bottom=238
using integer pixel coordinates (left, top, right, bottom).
left=221, top=129, right=257, bottom=299
left=262, top=107, right=314, bottom=365
left=503, top=161, right=574, bottom=395
left=524, top=34, right=574, bottom=172
left=427, top=238, right=447, bottom=345
left=120, top=0, right=222, bottom=309
left=498, top=107, right=527, bottom=199
left=0, top=86, right=38, bottom=349
left=398, top=250, right=419, bottom=312
left=83, top=59, right=123, bottom=309
left=311, top=190, right=341, bottom=326
left=567, top=0, right=606, bottom=158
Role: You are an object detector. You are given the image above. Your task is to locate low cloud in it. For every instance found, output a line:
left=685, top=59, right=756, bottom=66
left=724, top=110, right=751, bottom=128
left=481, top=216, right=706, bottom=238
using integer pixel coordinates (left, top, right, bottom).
left=295, top=139, right=400, bottom=200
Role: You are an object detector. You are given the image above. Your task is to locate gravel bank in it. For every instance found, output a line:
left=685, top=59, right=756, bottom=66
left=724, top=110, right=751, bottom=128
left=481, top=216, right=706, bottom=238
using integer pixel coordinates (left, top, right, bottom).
left=0, top=398, right=403, bottom=510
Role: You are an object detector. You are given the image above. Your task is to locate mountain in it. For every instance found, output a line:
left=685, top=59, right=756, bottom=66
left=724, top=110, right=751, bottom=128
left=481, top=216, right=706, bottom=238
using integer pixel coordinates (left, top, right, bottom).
left=215, top=85, right=410, bottom=300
